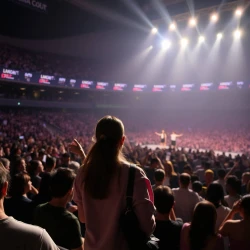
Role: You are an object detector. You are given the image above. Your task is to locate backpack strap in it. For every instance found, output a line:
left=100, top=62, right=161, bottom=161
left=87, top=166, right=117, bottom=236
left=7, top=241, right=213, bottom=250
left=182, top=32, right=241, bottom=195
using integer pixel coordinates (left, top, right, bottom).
left=126, top=165, right=136, bottom=211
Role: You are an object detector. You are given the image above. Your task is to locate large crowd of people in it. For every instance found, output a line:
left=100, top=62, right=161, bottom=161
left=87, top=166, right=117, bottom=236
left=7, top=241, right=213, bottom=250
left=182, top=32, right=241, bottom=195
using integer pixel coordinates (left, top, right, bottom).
left=0, top=111, right=250, bottom=250
left=0, top=44, right=94, bottom=79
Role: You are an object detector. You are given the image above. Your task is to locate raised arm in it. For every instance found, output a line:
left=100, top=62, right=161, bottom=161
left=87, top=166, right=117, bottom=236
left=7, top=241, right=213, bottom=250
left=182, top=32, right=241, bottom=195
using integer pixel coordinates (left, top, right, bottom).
left=224, top=161, right=238, bottom=180
left=218, top=199, right=241, bottom=235
left=69, top=139, right=86, bottom=164
left=176, top=134, right=183, bottom=137
left=155, top=132, right=161, bottom=136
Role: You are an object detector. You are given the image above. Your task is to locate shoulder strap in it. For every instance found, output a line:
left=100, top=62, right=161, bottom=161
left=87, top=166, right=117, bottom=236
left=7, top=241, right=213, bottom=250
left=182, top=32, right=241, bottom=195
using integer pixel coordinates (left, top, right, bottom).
left=126, top=165, right=136, bottom=210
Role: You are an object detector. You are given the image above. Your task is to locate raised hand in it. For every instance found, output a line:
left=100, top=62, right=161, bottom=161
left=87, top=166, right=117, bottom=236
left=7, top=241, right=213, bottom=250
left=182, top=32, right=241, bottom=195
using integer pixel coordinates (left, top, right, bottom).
left=69, top=139, right=86, bottom=160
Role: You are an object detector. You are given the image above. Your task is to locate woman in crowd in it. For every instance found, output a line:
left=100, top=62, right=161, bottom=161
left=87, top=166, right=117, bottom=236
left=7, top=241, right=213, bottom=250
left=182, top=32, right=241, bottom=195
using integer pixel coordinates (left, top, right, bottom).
left=4, top=173, right=34, bottom=223
left=219, top=195, right=250, bottom=250
left=71, top=116, right=155, bottom=250
left=180, top=201, right=224, bottom=250
left=206, top=183, right=231, bottom=231
left=27, top=160, right=44, bottom=190
left=163, top=160, right=179, bottom=188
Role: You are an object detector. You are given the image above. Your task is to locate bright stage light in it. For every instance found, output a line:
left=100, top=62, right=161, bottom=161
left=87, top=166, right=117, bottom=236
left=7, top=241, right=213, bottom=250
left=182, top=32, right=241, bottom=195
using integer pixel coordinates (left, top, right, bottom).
left=151, top=27, right=158, bottom=34
left=169, top=23, right=176, bottom=31
left=235, top=8, right=243, bottom=17
left=149, top=45, right=153, bottom=49
left=211, top=13, right=218, bottom=22
left=233, top=29, right=242, bottom=38
left=161, top=40, right=171, bottom=50
left=217, top=33, right=223, bottom=40
left=199, top=36, right=205, bottom=43
left=180, top=38, right=189, bottom=47
left=189, top=18, right=197, bottom=27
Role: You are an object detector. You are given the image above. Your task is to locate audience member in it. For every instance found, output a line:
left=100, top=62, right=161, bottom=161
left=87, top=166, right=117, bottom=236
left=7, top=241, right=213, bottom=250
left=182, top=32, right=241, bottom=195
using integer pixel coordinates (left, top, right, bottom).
left=180, top=201, right=224, bottom=250
left=213, top=169, right=227, bottom=195
left=152, top=169, right=165, bottom=189
left=172, top=173, right=200, bottom=222
left=204, top=169, right=214, bottom=188
left=0, top=164, right=59, bottom=249
left=34, top=168, right=83, bottom=250
left=27, top=160, right=43, bottom=189
left=72, top=116, right=155, bottom=250
left=163, top=161, right=179, bottom=188
left=219, top=195, right=250, bottom=250
left=206, top=183, right=231, bottom=231
left=4, top=173, right=34, bottom=223
left=241, top=172, right=250, bottom=195
left=154, top=186, right=183, bottom=250
left=0, top=158, right=10, bottom=171
left=225, top=176, right=241, bottom=209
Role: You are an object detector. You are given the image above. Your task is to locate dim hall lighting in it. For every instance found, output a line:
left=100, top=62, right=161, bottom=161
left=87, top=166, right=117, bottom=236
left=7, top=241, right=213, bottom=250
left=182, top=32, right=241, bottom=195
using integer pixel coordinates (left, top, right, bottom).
left=180, top=38, right=189, bottom=47
left=151, top=27, right=158, bottom=34
left=199, top=36, right=205, bottom=43
left=235, top=8, right=243, bottom=17
left=217, top=33, right=223, bottom=40
left=234, top=29, right=242, bottom=38
left=161, top=40, right=171, bottom=50
left=211, top=13, right=218, bottom=22
left=189, top=18, right=197, bottom=27
left=169, top=23, right=176, bottom=31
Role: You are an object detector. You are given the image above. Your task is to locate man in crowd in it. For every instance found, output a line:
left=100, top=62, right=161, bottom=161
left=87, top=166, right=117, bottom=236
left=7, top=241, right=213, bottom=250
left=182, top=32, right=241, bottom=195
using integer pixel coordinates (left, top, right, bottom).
left=152, top=169, right=165, bottom=190
left=33, top=168, right=84, bottom=250
left=154, top=185, right=183, bottom=250
left=213, top=169, right=227, bottom=195
left=0, top=164, right=59, bottom=249
left=172, top=173, right=200, bottom=222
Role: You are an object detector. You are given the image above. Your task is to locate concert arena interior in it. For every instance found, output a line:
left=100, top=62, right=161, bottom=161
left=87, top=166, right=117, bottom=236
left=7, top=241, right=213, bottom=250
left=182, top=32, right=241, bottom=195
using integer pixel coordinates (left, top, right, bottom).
left=0, top=1, right=250, bottom=250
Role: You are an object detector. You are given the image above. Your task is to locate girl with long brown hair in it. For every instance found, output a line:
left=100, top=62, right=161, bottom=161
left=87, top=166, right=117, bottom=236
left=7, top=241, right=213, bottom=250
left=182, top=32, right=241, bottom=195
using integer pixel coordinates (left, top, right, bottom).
left=70, top=116, right=155, bottom=250
left=180, top=201, right=224, bottom=250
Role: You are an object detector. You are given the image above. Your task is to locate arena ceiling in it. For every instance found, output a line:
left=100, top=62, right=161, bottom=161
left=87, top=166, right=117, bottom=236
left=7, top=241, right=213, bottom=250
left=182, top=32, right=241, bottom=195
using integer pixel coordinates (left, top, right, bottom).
left=0, top=0, right=239, bottom=39
left=0, top=0, right=245, bottom=61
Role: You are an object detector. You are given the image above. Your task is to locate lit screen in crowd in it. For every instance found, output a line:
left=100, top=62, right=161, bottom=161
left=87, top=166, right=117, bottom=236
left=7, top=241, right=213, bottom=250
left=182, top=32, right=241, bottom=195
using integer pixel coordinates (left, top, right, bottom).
left=1, top=68, right=19, bottom=80
left=132, top=84, right=147, bottom=92
left=96, top=82, right=109, bottom=90
left=113, top=83, right=128, bottom=91
left=152, top=85, right=167, bottom=92
left=200, top=83, right=213, bottom=91
left=68, top=79, right=76, bottom=87
left=58, top=77, right=66, bottom=85
left=39, top=74, right=55, bottom=85
left=218, top=82, right=233, bottom=90
left=181, top=84, right=195, bottom=91
left=80, top=81, right=94, bottom=89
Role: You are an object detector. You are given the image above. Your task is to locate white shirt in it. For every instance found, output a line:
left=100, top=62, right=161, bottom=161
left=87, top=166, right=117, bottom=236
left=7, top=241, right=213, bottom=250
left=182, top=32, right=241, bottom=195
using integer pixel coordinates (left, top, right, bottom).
left=216, top=205, right=231, bottom=231
left=224, top=195, right=241, bottom=209
left=170, top=134, right=177, bottom=141
left=172, top=188, right=200, bottom=223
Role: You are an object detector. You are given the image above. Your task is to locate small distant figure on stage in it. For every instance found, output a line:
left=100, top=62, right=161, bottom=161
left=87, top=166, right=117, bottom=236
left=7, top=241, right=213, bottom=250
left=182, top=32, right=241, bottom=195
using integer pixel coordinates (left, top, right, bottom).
left=155, top=130, right=167, bottom=146
left=170, top=132, right=183, bottom=148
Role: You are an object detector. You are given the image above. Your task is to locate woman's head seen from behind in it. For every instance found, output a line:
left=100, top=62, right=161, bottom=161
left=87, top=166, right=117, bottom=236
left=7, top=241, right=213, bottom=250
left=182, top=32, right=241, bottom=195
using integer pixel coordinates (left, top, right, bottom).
left=189, top=201, right=217, bottom=250
left=164, top=161, right=176, bottom=177
left=84, top=116, right=125, bottom=200
left=9, top=173, right=32, bottom=197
